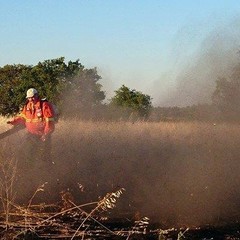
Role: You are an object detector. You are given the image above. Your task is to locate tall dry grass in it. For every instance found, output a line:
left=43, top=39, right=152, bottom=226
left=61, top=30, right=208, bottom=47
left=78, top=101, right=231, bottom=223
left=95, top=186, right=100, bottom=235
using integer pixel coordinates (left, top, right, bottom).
left=0, top=116, right=9, bottom=131
left=1, top=118, right=240, bottom=227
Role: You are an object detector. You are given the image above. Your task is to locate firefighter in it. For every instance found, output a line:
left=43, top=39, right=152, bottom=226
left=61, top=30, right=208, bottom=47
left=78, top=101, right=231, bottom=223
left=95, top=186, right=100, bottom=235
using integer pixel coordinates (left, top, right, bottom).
left=7, top=88, right=55, bottom=162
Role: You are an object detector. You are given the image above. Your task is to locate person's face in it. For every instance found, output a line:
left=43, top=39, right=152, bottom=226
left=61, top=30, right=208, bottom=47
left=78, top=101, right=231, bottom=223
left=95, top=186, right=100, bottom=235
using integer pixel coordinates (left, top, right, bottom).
left=28, top=95, right=37, bottom=103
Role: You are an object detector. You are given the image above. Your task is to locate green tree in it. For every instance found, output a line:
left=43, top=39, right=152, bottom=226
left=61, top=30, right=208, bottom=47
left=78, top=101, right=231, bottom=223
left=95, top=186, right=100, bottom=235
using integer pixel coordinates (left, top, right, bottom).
left=0, top=57, right=106, bottom=117
left=61, top=65, right=106, bottom=118
left=0, top=64, right=30, bottom=115
left=110, top=85, right=152, bottom=119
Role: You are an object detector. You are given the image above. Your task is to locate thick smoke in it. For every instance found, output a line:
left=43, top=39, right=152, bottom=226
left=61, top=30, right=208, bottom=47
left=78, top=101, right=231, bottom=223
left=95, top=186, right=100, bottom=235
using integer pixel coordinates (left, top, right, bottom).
left=153, top=18, right=240, bottom=107
left=2, top=120, right=240, bottom=227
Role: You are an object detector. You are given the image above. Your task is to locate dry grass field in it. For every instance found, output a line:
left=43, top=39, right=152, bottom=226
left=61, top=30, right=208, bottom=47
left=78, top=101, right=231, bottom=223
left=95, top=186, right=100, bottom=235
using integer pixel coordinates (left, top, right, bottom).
left=1, top=117, right=240, bottom=234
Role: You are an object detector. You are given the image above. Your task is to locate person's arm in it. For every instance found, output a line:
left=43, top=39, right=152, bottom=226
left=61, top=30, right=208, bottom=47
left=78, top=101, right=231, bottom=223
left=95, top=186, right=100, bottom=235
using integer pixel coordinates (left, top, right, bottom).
left=7, top=107, right=26, bottom=126
left=42, top=102, right=55, bottom=136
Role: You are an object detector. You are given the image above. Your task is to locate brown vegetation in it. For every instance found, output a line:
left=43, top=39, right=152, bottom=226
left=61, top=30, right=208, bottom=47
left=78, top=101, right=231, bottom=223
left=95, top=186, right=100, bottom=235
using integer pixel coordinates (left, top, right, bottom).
left=1, top=118, right=240, bottom=238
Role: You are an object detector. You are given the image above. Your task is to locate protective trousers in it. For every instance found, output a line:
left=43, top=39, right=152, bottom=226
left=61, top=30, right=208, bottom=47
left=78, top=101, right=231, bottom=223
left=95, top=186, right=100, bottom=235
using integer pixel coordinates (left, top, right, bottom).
left=24, top=133, right=52, bottom=163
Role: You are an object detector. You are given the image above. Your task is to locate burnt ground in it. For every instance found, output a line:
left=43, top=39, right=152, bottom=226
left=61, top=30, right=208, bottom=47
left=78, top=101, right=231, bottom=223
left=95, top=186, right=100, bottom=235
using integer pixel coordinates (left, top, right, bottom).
left=1, top=204, right=240, bottom=240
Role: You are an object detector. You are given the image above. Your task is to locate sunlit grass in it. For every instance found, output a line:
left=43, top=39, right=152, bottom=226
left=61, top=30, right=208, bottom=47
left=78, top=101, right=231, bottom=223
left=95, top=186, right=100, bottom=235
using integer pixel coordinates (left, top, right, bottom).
left=1, top=119, right=240, bottom=226
left=0, top=116, right=9, bottom=132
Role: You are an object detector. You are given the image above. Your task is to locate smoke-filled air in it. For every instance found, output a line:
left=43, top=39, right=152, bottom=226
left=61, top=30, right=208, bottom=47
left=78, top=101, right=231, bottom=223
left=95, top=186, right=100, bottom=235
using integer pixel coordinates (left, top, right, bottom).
left=152, top=18, right=240, bottom=107
left=1, top=118, right=240, bottom=227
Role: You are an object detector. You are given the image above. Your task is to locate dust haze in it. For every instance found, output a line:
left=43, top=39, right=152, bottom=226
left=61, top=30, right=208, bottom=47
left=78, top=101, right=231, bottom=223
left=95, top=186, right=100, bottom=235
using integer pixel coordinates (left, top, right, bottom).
left=2, top=120, right=240, bottom=227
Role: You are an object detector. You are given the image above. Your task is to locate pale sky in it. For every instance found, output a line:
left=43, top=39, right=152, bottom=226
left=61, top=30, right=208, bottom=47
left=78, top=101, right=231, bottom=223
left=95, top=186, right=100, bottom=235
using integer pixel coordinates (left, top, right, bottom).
left=1, top=0, right=240, bottom=106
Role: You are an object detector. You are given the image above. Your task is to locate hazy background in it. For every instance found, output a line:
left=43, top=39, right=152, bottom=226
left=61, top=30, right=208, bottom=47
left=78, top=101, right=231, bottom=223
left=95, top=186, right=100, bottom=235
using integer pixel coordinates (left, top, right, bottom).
left=1, top=1, right=240, bottom=106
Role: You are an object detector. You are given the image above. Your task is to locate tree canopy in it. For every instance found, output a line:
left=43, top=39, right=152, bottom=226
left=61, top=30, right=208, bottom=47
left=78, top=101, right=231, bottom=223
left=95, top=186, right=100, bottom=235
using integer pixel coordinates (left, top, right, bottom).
left=110, top=85, right=152, bottom=119
left=0, top=57, right=105, bottom=117
left=4, top=55, right=240, bottom=122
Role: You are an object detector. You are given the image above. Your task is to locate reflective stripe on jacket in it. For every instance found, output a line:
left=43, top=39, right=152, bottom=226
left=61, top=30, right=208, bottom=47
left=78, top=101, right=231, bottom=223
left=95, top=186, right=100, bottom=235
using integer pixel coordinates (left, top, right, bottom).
left=12, top=100, right=55, bottom=136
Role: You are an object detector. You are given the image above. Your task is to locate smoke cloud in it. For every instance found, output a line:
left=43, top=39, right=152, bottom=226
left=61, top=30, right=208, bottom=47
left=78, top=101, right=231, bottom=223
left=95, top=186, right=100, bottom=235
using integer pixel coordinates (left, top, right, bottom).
left=151, top=17, right=240, bottom=107
left=2, top=120, right=240, bottom=227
